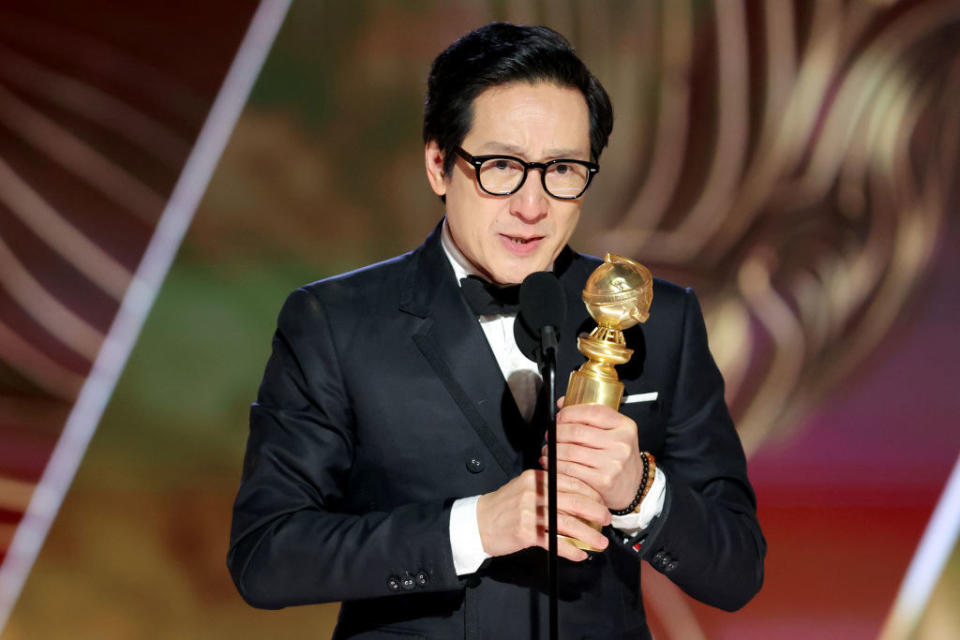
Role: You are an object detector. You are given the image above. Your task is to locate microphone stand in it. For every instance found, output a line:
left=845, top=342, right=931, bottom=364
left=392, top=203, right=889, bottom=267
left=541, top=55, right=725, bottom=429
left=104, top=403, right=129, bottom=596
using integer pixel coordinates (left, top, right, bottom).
left=515, top=271, right=566, bottom=640
left=540, top=326, right=559, bottom=640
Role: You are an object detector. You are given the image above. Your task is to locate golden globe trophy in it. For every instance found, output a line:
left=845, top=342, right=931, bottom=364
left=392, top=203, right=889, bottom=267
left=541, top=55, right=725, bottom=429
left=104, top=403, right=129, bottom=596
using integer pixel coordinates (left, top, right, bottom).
left=564, top=252, right=653, bottom=551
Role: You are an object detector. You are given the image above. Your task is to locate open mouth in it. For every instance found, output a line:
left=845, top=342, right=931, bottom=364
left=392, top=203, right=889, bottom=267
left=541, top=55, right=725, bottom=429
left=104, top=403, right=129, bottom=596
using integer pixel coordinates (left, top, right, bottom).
left=500, top=233, right=544, bottom=256
left=503, top=234, right=543, bottom=245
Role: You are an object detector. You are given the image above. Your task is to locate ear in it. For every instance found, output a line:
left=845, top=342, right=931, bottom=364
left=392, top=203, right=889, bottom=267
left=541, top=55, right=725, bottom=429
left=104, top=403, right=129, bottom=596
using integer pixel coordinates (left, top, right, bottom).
left=424, top=141, right=447, bottom=197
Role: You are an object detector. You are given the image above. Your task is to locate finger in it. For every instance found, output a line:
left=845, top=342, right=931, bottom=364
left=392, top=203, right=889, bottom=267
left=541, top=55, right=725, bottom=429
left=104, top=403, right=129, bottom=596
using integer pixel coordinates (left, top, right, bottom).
left=554, top=421, right=610, bottom=448
left=531, top=509, right=609, bottom=553
left=533, top=468, right=604, bottom=505
left=531, top=529, right=589, bottom=562
left=540, top=458, right=617, bottom=505
left=556, top=471, right=604, bottom=502
left=546, top=443, right=613, bottom=470
left=529, top=476, right=611, bottom=526
left=556, top=538, right=589, bottom=562
left=556, top=513, right=609, bottom=551
left=547, top=457, right=610, bottom=494
left=556, top=395, right=565, bottom=409
left=556, top=490, right=612, bottom=526
left=558, top=403, right=631, bottom=430
left=525, top=469, right=547, bottom=499
left=541, top=455, right=597, bottom=479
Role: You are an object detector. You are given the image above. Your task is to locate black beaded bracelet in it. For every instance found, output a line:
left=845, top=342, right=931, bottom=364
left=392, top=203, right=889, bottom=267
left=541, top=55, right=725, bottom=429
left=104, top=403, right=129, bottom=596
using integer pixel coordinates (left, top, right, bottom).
left=610, top=452, right=649, bottom=516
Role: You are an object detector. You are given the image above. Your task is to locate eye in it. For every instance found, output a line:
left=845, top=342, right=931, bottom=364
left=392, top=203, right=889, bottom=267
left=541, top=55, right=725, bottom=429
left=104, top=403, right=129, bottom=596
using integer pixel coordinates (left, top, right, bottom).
left=492, top=159, right=511, bottom=171
left=554, top=163, right=571, bottom=175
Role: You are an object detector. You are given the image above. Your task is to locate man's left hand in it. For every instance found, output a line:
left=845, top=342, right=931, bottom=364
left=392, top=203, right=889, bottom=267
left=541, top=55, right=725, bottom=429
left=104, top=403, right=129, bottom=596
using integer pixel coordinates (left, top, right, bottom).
left=540, top=399, right=644, bottom=512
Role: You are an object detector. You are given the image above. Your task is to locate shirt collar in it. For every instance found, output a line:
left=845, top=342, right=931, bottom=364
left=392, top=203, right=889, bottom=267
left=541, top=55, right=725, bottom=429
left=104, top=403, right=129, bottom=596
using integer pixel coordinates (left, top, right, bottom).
left=440, top=218, right=479, bottom=284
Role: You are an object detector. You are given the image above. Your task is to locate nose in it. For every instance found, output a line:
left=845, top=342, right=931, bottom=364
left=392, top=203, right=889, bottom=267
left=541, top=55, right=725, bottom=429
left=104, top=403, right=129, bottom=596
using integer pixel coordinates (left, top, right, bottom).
left=509, top=170, right=549, bottom=223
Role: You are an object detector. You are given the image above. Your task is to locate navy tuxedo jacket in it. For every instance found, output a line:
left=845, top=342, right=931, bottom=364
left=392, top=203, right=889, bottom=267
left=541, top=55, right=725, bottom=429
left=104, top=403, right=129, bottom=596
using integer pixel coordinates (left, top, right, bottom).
left=228, top=222, right=765, bottom=639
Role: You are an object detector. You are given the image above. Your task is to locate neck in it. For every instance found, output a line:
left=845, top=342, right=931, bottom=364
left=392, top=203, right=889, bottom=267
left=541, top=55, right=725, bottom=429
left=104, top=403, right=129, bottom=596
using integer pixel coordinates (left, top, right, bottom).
left=440, top=219, right=502, bottom=284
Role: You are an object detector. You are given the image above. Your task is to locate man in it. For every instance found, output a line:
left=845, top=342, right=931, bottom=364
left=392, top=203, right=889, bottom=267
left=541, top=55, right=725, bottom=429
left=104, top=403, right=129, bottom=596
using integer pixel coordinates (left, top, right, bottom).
left=229, top=23, right=765, bottom=639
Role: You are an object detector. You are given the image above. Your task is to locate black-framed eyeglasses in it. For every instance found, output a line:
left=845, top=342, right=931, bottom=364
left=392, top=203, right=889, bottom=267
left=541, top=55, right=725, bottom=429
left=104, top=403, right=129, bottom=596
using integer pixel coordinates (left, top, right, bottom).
left=454, top=147, right=599, bottom=200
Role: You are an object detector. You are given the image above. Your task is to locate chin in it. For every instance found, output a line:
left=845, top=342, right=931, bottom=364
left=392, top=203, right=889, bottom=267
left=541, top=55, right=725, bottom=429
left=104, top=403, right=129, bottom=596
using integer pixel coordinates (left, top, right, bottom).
left=497, top=266, right=544, bottom=285
left=487, top=268, right=521, bottom=285
left=487, top=252, right=554, bottom=284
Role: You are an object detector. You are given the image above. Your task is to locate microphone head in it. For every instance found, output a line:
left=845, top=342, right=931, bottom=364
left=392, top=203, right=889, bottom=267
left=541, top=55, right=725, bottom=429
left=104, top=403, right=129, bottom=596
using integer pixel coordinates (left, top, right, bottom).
left=514, top=271, right=566, bottom=362
left=519, top=271, right=566, bottom=332
left=514, top=314, right=539, bottom=362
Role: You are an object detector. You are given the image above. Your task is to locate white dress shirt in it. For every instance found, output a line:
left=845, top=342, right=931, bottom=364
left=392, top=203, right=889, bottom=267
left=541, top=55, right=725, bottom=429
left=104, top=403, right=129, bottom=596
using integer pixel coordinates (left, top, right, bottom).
left=440, top=221, right=666, bottom=574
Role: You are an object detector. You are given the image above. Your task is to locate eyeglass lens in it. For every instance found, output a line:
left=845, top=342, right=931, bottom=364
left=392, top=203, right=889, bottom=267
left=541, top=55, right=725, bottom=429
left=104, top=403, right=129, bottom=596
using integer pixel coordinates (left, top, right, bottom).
left=478, top=158, right=589, bottom=198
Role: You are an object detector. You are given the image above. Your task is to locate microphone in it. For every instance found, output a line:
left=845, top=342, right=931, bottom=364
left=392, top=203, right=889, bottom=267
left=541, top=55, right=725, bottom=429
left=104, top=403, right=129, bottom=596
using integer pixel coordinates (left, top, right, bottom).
left=514, top=271, right=566, bottom=365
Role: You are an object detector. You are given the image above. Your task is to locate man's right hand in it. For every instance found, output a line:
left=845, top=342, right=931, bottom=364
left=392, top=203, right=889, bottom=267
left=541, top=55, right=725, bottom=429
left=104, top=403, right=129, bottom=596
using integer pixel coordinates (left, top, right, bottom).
left=475, top=469, right=611, bottom=562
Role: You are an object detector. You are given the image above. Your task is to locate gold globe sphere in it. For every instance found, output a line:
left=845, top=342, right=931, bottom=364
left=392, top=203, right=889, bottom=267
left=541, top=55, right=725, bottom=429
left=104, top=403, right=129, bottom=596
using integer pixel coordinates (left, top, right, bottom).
left=581, top=253, right=654, bottom=329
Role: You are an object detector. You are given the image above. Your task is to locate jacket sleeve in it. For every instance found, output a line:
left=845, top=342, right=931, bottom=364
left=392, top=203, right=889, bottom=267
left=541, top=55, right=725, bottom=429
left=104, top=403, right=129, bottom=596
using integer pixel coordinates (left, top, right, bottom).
left=634, top=288, right=766, bottom=611
left=227, top=288, right=461, bottom=608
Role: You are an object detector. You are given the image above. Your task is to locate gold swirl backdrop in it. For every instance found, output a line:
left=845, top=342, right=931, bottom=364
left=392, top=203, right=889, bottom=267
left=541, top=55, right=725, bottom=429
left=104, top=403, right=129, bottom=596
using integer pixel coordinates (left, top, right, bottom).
left=0, top=1, right=958, bottom=638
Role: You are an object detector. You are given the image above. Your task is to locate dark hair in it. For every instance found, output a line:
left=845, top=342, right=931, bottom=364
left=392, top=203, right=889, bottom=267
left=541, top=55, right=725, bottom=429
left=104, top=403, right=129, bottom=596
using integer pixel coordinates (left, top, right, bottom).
left=423, top=22, right=614, bottom=177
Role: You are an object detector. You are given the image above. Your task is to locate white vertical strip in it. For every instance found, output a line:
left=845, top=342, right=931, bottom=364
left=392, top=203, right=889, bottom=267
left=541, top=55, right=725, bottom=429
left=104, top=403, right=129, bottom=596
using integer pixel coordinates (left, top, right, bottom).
left=0, top=0, right=291, bottom=631
left=879, top=452, right=960, bottom=639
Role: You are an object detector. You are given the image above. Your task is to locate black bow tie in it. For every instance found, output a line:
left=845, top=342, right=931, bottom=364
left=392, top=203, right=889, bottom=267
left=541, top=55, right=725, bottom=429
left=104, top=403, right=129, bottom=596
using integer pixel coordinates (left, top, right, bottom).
left=460, top=276, right=520, bottom=316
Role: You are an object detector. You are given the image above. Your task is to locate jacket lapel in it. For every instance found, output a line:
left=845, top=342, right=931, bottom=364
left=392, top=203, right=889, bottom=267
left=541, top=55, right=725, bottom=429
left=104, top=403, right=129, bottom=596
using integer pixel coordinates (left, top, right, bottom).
left=401, top=224, right=521, bottom=478
left=398, top=226, right=619, bottom=477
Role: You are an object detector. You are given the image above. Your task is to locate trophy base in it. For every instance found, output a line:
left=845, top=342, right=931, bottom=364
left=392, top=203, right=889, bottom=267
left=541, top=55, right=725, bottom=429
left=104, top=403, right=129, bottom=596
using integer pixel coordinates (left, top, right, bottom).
left=559, top=518, right=605, bottom=553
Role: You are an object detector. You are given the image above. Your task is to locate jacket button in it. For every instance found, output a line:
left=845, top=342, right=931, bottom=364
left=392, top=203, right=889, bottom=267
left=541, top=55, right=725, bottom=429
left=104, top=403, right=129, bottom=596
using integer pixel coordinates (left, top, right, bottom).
left=416, top=570, right=429, bottom=587
left=401, top=574, right=416, bottom=591
left=666, top=561, right=678, bottom=572
left=387, top=576, right=401, bottom=592
left=652, top=550, right=666, bottom=564
left=466, top=457, right=485, bottom=473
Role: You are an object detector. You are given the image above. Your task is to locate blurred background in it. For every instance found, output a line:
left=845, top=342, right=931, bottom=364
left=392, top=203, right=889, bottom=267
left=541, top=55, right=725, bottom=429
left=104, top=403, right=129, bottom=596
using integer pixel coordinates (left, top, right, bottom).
left=0, top=0, right=958, bottom=638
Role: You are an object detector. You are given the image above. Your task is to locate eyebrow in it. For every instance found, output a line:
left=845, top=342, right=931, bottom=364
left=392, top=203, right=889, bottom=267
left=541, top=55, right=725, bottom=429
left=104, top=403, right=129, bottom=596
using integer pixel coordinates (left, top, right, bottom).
left=476, top=141, right=588, bottom=159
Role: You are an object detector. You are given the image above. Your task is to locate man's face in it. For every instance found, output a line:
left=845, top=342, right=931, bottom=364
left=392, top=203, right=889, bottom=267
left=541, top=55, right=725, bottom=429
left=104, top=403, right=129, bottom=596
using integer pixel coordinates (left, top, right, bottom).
left=425, top=82, right=592, bottom=285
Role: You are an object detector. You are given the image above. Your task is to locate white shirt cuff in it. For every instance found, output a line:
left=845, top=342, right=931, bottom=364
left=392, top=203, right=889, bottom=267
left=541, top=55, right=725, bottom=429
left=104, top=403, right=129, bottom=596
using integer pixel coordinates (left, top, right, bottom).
left=449, top=495, right=491, bottom=576
left=610, top=467, right=667, bottom=536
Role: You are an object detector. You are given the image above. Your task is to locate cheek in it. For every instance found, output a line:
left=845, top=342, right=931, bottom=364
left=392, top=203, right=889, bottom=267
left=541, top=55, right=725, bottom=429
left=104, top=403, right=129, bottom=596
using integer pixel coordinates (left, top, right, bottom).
left=471, top=206, right=506, bottom=239
left=557, top=207, right=581, bottom=235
